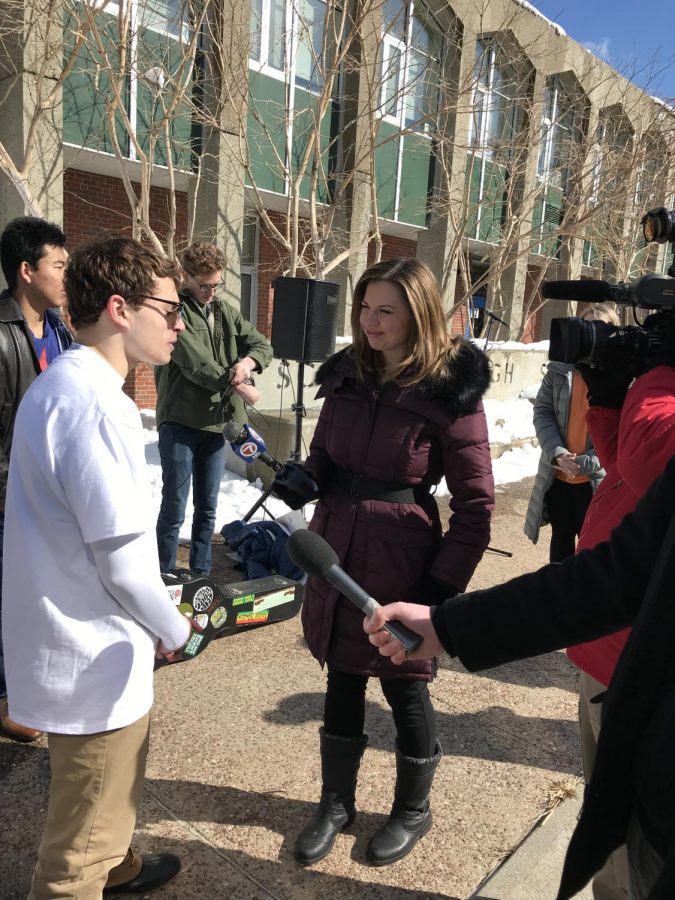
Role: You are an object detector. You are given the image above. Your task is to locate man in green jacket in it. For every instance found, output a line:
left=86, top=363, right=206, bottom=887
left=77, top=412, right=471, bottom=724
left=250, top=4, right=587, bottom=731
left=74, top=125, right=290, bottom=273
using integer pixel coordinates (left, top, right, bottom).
left=155, top=242, right=273, bottom=575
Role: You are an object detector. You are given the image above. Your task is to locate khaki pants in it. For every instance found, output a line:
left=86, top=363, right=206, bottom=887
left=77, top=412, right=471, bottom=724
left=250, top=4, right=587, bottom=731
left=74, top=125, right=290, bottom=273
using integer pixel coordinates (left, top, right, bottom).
left=579, top=672, right=630, bottom=900
left=29, top=712, right=150, bottom=900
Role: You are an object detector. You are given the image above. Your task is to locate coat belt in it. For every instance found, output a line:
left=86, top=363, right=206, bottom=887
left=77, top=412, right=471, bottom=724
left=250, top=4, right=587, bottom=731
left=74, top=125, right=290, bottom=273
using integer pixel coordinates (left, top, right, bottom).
left=331, top=467, right=428, bottom=503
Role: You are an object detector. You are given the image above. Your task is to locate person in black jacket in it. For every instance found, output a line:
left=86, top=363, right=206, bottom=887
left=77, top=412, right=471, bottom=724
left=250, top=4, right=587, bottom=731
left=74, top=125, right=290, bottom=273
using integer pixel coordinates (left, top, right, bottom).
left=0, top=217, right=72, bottom=740
left=365, top=453, right=675, bottom=899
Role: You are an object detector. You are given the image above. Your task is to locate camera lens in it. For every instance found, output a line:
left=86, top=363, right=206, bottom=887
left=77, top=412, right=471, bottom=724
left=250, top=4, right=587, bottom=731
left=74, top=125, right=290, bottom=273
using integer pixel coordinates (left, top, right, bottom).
left=642, top=208, right=675, bottom=244
left=549, top=317, right=597, bottom=364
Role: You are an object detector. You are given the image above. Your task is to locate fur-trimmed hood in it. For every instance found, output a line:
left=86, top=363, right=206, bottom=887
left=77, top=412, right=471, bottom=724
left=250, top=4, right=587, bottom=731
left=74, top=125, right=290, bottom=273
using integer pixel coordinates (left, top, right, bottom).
left=314, top=340, right=492, bottom=419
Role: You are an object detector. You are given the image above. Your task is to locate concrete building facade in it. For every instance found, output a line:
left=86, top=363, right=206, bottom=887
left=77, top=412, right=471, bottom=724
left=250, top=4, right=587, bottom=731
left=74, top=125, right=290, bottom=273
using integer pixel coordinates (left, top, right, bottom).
left=1, top=0, right=673, bottom=407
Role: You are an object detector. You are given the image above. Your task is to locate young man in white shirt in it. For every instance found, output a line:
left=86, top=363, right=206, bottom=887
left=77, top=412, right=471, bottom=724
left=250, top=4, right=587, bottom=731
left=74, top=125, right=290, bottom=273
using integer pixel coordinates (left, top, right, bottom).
left=2, top=237, right=193, bottom=899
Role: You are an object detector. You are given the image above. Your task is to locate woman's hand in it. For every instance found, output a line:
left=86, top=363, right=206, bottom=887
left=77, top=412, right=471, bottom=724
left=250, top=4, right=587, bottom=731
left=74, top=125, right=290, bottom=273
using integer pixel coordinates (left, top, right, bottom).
left=555, top=452, right=580, bottom=478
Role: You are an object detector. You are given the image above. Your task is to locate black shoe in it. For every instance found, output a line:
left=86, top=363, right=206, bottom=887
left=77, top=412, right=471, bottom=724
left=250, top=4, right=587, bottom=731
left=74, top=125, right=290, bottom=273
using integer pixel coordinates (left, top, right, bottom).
left=103, top=853, right=181, bottom=895
left=294, top=803, right=354, bottom=865
left=366, top=808, right=433, bottom=866
left=294, top=729, right=368, bottom=866
left=366, top=742, right=442, bottom=866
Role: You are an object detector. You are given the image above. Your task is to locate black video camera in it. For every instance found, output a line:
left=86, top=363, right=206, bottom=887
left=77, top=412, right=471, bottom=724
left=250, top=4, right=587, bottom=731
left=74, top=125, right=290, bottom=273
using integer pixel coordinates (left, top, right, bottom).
left=544, top=207, right=675, bottom=371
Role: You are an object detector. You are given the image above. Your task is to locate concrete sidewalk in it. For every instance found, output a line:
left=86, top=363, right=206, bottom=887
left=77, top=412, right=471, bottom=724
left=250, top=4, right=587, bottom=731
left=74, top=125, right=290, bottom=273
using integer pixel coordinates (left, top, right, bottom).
left=471, top=793, right=592, bottom=899
left=0, top=478, right=594, bottom=898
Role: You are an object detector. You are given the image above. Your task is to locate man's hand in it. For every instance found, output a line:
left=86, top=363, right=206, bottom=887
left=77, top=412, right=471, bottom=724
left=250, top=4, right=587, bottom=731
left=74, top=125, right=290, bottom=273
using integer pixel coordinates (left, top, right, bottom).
left=233, top=380, right=260, bottom=405
left=363, top=603, right=443, bottom=664
left=229, top=357, right=257, bottom=387
left=155, top=616, right=199, bottom=663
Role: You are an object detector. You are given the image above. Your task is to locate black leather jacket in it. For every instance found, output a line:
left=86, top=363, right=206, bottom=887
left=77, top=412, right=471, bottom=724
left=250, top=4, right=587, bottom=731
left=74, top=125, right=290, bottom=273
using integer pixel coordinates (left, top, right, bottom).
left=0, top=289, right=73, bottom=502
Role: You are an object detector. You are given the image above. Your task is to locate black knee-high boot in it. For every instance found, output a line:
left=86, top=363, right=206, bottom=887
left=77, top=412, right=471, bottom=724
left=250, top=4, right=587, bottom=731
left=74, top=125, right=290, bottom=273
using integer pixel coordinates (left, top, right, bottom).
left=366, top=740, right=442, bottom=866
left=294, top=727, right=368, bottom=865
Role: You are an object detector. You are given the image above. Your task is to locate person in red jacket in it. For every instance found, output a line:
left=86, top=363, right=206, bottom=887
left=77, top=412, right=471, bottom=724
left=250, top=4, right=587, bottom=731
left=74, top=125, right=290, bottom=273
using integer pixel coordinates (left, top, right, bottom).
left=564, top=353, right=675, bottom=899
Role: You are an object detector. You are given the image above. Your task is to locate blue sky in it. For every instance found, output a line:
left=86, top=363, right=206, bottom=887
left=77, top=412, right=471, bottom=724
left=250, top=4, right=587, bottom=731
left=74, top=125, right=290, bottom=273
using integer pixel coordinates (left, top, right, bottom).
left=529, top=1, right=675, bottom=101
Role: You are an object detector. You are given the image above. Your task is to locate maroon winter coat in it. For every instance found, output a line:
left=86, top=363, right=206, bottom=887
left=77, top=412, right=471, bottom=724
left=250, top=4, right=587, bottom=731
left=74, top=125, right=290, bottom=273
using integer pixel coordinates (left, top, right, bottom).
left=302, top=342, right=495, bottom=680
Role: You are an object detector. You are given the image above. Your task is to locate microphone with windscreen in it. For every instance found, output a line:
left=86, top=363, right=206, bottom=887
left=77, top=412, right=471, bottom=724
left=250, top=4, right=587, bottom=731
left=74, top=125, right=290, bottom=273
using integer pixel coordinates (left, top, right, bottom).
left=223, top=421, right=285, bottom=474
left=287, top=529, right=422, bottom=656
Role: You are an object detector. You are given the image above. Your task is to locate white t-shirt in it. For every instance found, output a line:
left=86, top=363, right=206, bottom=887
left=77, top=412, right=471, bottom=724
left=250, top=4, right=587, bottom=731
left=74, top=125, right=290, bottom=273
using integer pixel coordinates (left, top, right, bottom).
left=1, top=345, right=189, bottom=734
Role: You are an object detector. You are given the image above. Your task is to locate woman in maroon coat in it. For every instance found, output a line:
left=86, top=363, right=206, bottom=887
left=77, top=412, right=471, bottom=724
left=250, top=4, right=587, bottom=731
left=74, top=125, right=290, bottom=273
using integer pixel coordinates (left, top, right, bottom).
left=285, top=258, right=495, bottom=867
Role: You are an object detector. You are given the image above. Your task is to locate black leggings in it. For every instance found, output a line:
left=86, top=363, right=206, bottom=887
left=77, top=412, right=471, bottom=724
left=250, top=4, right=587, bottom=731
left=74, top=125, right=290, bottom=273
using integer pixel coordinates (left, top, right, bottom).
left=323, top=668, right=437, bottom=759
left=546, top=478, right=593, bottom=563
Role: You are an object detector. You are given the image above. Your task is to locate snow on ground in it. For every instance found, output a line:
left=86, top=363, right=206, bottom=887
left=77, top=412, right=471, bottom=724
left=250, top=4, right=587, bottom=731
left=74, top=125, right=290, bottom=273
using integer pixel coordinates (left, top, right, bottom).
left=141, top=389, right=541, bottom=538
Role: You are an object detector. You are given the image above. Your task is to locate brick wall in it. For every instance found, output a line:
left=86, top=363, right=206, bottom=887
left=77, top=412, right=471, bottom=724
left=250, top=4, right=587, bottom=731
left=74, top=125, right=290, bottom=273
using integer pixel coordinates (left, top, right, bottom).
left=63, top=168, right=188, bottom=252
left=256, top=211, right=289, bottom=337
left=366, top=234, right=418, bottom=265
left=64, top=168, right=189, bottom=408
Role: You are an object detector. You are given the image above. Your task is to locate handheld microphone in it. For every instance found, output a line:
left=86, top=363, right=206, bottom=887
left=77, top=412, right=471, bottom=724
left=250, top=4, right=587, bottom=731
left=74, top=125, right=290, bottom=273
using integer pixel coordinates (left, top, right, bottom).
left=223, top=421, right=285, bottom=474
left=287, top=529, right=422, bottom=656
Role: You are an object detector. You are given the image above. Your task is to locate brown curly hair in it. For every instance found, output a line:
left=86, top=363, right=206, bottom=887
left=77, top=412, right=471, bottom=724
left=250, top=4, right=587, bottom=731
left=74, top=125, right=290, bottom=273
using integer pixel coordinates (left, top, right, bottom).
left=182, top=242, right=226, bottom=276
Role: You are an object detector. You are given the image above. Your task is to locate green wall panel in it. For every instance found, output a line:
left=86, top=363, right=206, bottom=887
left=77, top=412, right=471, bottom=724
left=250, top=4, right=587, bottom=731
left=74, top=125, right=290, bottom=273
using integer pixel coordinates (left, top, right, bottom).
left=247, top=72, right=288, bottom=193
left=398, top=133, right=431, bottom=227
left=374, top=121, right=400, bottom=220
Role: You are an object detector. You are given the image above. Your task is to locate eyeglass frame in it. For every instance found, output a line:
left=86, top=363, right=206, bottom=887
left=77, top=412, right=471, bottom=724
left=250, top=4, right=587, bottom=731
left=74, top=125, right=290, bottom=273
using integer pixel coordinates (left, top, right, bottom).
left=129, top=294, right=185, bottom=326
left=184, top=269, right=224, bottom=294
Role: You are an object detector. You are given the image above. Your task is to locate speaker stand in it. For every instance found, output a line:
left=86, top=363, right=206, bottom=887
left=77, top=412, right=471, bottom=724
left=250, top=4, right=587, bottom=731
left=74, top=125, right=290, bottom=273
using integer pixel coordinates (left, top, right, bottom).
left=289, top=360, right=307, bottom=463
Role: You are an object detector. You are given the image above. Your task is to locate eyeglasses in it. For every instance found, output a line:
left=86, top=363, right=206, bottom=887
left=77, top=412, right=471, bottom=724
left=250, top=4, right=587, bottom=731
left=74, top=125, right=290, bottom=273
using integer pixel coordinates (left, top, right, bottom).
left=195, top=280, right=223, bottom=295
left=133, top=295, right=184, bottom=327
left=183, top=268, right=223, bottom=295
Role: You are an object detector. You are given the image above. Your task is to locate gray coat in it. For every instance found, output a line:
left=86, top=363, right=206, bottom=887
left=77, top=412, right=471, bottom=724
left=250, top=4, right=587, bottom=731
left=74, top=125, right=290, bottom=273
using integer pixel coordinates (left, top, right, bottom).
left=524, top=362, right=604, bottom=544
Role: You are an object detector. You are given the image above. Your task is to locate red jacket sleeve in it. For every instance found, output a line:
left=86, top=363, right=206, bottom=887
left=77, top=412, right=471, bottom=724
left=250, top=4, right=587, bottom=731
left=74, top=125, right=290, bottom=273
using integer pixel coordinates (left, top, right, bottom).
left=617, top=366, right=675, bottom=496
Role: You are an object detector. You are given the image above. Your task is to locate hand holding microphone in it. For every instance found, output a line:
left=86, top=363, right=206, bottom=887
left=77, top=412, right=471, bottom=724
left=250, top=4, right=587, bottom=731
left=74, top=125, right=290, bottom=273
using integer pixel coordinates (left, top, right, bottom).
left=223, top=422, right=319, bottom=508
left=286, top=529, right=422, bottom=656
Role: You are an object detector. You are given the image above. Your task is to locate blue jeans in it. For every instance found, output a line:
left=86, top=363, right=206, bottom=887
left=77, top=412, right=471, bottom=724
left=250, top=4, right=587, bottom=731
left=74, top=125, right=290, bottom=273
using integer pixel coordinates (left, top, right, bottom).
left=156, top=423, right=225, bottom=575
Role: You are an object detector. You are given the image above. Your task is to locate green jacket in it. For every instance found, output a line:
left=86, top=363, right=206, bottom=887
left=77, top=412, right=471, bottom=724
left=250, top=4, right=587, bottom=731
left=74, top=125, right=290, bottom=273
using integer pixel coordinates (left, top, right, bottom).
left=155, top=292, right=273, bottom=432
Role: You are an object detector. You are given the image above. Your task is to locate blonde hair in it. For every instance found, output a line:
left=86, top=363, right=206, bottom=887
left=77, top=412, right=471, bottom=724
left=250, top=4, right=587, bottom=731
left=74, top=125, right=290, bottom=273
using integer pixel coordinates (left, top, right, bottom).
left=351, top=258, right=454, bottom=386
left=581, top=302, right=620, bottom=325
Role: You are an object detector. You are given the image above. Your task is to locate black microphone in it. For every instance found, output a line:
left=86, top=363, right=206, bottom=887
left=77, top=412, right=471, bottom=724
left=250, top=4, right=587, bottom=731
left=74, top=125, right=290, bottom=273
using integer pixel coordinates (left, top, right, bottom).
left=542, top=279, right=615, bottom=301
left=485, top=310, right=509, bottom=327
left=287, top=529, right=422, bottom=656
left=223, top=421, right=285, bottom=475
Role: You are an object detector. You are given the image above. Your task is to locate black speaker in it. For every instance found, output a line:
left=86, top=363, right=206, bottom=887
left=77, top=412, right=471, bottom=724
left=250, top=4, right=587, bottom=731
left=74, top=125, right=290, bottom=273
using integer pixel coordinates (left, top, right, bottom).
left=270, top=277, right=339, bottom=362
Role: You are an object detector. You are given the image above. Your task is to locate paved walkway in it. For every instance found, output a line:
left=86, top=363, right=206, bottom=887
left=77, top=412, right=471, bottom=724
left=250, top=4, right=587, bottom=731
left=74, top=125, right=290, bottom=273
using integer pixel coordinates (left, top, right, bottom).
left=0, top=477, right=595, bottom=898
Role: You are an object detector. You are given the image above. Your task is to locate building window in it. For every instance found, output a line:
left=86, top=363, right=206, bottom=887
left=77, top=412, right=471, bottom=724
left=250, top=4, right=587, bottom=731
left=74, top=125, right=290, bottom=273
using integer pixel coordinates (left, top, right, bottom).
left=374, top=0, right=442, bottom=226
left=249, top=0, right=330, bottom=87
left=247, top=0, right=339, bottom=197
left=63, top=0, right=194, bottom=167
left=249, top=0, right=286, bottom=71
left=466, top=37, right=521, bottom=243
left=380, top=0, right=441, bottom=134
left=582, top=111, right=634, bottom=269
left=534, top=76, right=583, bottom=256
left=241, top=217, right=259, bottom=323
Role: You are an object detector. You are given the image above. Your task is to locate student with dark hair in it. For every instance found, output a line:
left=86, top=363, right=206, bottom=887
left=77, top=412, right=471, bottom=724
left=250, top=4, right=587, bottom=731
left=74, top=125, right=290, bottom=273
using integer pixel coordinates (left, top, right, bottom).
left=155, top=241, right=272, bottom=576
left=0, top=216, right=72, bottom=742
left=1, top=237, right=194, bottom=898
